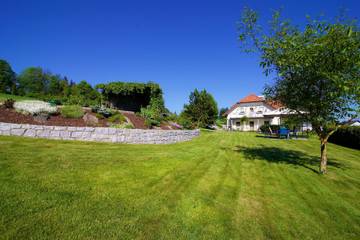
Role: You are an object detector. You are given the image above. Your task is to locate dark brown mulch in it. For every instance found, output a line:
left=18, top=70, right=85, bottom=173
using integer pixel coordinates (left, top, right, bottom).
left=121, top=111, right=178, bottom=130
left=121, top=111, right=147, bottom=129
left=0, top=105, right=108, bottom=127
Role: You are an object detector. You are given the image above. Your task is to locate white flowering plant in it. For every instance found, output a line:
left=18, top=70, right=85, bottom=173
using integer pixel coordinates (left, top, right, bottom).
left=14, top=100, right=58, bottom=115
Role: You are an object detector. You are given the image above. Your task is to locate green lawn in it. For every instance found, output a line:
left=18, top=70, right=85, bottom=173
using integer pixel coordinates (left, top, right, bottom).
left=0, top=93, right=35, bottom=102
left=0, top=132, right=359, bottom=239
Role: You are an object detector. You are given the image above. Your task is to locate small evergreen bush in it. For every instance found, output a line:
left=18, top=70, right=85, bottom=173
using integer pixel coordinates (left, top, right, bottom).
left=60, top=105, right=84, bottom=118
left=4, top=98, right=15, bottom=108
left=108, top=112, right=126, bottom=123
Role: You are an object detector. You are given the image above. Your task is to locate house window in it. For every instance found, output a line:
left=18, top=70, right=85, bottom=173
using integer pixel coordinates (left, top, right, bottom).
left=236, top=121, right=241, bottom=127
left=264, top=121, right=270, bottom=125
left=250, top=107, right=254, bottom=112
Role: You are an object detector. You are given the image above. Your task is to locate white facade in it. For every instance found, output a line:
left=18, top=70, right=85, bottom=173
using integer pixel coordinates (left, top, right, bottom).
left=226, top=98, right=311, bottom=131
left=226, top=102, right=279, bottom=131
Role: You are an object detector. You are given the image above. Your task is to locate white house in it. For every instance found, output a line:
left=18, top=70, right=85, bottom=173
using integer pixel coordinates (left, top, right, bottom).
left=224, top=94, right=311, bottom=131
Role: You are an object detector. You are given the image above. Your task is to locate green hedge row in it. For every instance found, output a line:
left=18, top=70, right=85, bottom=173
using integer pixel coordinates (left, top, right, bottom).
left=259, top=124, right=280, bottom=133
left=328, top=126, right=360, bottom=150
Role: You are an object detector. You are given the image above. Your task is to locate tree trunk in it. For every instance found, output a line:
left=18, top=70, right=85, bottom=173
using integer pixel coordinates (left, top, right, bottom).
left=320, top=140, right=327, bottom=174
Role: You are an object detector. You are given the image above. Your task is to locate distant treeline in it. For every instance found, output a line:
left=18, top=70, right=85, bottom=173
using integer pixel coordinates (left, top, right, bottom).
left=1, top=59, right=220, bottom=129
left=0, top=59, right=100, bottom=106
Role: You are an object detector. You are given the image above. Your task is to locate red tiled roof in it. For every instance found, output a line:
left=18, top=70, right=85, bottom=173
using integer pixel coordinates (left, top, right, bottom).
left=265, top=100, right=283, bottom=109
left=223, top=103, right=240, bottom=116
left=239, top=94, right=264, bottom=103
left=223, top=94, right=282, bottom=116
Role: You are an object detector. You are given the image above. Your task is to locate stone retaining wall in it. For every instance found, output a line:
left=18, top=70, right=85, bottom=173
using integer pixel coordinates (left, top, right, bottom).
left=0, top=122, right=200, bottom=144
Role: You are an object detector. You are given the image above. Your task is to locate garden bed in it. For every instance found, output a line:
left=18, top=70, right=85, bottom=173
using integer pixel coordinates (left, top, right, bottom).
left=0, top=105, right=178, bottom=130
left=0, top=105, right=108, bottom=127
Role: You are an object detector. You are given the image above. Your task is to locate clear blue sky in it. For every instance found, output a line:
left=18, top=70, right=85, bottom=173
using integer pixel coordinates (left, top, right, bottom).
left=1, top=0, right=359, bottom=112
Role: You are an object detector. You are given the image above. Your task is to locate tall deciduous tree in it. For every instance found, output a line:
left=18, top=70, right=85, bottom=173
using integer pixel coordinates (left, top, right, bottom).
left=182, top=89, right=218, bottom=128
left=0, top=59, right=16, bottom=94
left=238, top=8, right=360, bottom=173
left=17, top=67, right=47, bottom=96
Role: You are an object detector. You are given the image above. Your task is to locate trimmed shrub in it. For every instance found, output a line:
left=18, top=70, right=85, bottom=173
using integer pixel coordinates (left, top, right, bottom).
left=108, top=112, right=126, bottom=123
left=4, top=98, right=15, bottom=108
left=60, top=105, right=84, bottom=118
left=328, top=126, right=360, bottom=149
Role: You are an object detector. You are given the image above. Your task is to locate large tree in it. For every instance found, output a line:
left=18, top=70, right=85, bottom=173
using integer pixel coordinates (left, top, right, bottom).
left=17, top=67, right=47, bottom=96
left=0, top=59, right=16, bottom=94
left=238, top=8, right=360, bottom=173
left=182, top=89, right=218, bottom=128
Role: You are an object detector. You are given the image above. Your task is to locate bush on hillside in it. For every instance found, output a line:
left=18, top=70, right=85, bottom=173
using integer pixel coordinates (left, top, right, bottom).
left=60, top=105, right=84, bottom=118
left=328, top=126, right=360, bottom=149
left=108, top=112, right=126, bottom=123
left=4, top=98, right=15, bottom=108
left=140, top=97, right=165, bottom=128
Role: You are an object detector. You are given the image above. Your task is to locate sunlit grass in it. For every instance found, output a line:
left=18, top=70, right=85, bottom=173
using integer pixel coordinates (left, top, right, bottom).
left=0, top=132, right=359, bottom=239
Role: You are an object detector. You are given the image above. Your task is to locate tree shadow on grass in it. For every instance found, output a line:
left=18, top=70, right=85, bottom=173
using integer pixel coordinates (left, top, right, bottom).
left=229, top=145, right=343, bottom=173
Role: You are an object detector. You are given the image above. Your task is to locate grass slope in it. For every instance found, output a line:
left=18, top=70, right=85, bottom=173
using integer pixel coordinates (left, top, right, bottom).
left=0, top=132, right=359, bottom=239
left=0, top=93, right=35, bottom=102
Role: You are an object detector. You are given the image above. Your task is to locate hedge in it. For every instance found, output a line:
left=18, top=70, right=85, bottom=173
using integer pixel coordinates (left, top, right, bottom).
left=328, top=126, right=360, bottom=150
left=259, top=124, right=280, bottom=133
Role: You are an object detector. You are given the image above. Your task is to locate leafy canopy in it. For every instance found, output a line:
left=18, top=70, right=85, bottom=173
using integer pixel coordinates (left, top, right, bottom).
left=238, top=8, right=360, bottom=173
left=238, top=8, right=360, bottom=132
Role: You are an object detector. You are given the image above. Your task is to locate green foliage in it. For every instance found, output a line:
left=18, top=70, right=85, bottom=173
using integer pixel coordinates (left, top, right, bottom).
left=95, top=113, right=105, bottom=119
left=181, top=89, right=218, bottom=128
left=140, top=97, right=166, bottom=127
left=60, top=105, right=84, bottom=119
left=96, top=81, right=164, bottom=112
left=238, top=8, right=360, bottom=172
left=109, top=122, right=134, bottom=129
left=96, top=81, right=162, bottom=97
left=239, top=9, right=360, bottom=128
left=328, top=126, right=360, bottom=149
left=123, top=123, right=134, bottom=129
left=259, top=124, right=280, bottom=133
left=16, top=66, right=100, bottom=107
left=0, top=59, right=16, bottom=94
left=97, top=107, right=114, bottom=118
left=219, top=107, right=229, bottom=118
left=240, top=116, right=249, bottom=123
left=4, top=98, right=15, bottom=108
left=0, top=93, right=35, bottom=102
left=108, top=112, right=126, bottom=123
left=17, top=67, right=47, bottom=96
left=215, top=118, right=226, bottom=128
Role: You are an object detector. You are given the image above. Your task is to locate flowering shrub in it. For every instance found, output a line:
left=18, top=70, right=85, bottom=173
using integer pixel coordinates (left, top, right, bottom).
left=14, top=100, right=57, bottom=115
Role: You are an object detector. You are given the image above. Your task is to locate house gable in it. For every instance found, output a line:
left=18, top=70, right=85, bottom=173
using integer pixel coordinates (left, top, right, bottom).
left=225, top=94, right=279, bottom=118
left=228, top=101, right=275, bottom=118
